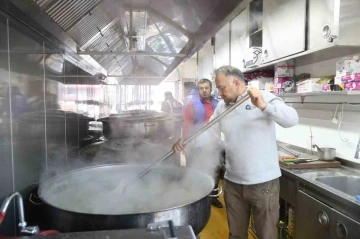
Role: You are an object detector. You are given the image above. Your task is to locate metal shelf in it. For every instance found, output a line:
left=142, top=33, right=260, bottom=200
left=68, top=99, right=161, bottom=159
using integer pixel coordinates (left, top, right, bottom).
left=276, top=91, right=360, bottom=97
left=275, top=91, right=360, bottom=104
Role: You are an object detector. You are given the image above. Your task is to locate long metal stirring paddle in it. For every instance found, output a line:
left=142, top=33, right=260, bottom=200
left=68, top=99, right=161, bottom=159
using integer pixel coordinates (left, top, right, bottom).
left=133, top=94, right=251, bottom=181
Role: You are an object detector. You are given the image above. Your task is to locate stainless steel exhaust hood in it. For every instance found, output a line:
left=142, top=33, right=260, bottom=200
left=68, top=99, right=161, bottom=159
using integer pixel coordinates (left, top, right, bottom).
left=1, top=0, right=244, bottom=84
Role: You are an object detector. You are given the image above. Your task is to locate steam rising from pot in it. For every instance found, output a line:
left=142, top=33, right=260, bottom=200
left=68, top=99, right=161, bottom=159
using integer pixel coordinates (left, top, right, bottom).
left=39, top=110, right=223, bottom=215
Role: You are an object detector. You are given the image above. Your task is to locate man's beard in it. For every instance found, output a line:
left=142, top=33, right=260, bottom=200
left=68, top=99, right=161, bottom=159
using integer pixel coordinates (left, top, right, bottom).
left=201, top=95, right=210, bottom=101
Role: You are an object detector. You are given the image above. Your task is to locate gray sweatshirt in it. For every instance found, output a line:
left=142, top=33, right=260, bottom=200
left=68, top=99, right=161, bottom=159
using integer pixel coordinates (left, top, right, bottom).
left=206, top=90, right=299, bottom=185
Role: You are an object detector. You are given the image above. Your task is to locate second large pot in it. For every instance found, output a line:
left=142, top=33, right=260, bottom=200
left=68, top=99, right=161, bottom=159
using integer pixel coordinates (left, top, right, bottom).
left=98, top=110, right=172, bottom=140
left=38, top=164, right=214, bottom=235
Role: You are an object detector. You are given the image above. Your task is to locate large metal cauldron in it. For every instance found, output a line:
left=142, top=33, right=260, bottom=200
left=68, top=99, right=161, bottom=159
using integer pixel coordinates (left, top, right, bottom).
left=14, top=110, right=93, bottom=145
left=38, top=164, right=214, bottom=235
left=98, top=110, right=173, bottom=140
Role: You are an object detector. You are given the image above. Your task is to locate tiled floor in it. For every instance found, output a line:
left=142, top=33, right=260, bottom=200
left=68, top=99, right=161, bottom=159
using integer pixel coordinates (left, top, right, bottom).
left=199, top=181, right=256, bottom=239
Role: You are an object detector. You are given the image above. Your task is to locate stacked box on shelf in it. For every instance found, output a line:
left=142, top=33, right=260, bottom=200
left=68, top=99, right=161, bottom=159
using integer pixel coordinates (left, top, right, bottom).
left=336, top=57, right=360, bottom=78
left=274, top=63, right=294, bottom=94
left=296, top=78, right=323, bottom=93
left=275, top=64, right=294, bottom=78
left=246, top=71, right=274, bottom=91
left=274, top=77, right=293, bottom=94
left=344, top=82, right=360, bottom=91
left=335, top=56, right=360, bottom=91
left=315, top=75, right=335, bottom=92
left=341, top=73, right=360, bottom=91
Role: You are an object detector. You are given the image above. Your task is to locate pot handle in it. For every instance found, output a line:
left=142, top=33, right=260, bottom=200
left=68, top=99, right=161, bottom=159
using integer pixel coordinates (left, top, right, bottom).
left=312, top=144, right=324, bottom=152
left=209, top=186, right=223, bottom=198
left=29, top=193, right=43, bottom=205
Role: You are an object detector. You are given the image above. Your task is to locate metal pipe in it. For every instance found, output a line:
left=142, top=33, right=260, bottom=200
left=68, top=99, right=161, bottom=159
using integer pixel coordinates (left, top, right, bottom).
left=140, top=85, right=142, bottom=109
left=129, top=10, right=133, bottom=50
left=139, top=86, right=141, bottom=108
left=118, top=85, right=121, bottom=112
left=78, top=51, right=186, bottom=57
left=0, top=192, right=39, bottom=235
left=0, top=192, right=25, bottom=227
left=136, top=94, right=251, bottom=179
left=145, top=85, right=148, bottom=110
left=149, top=15, right=175, bottom=53
left=142, top=85, right=144, bottom=109
left=149, top=85, right=151, bottom=109
left=137, top=85, right=139, bottom=108
left=125, top=85, right=127, bottom=110
left=108, top=75, right=164, bottom=79
left=132, top=86, right=134, bottom=108
left=136, top=85, right=139, bottom=108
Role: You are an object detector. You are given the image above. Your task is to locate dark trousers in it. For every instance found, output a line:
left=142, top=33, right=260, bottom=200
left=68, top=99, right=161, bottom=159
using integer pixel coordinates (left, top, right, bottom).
left=211, top=149, right=226, bottom=197
left=224, top=178, right=280, bottom=239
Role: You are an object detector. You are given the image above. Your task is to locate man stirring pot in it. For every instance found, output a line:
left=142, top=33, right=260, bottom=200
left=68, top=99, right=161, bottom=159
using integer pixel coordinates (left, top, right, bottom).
left=173, top=66, right=298, bottom=239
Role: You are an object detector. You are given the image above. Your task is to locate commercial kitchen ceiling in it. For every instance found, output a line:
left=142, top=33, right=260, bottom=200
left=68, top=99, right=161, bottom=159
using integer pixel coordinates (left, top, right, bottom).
left=1, top=0, right=244, bottom=84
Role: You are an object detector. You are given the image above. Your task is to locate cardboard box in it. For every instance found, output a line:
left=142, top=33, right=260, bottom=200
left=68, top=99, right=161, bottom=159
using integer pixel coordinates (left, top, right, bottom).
left=344, top=82, right=360, bottom=91
left=336, top=57, right=360, bottom=77
left=322, top=84, right=331, bottom=92
left=341, top=73, right=360, bottom=83
left=248, top=77, right=273, bottom=90
left=274, top=62, right=294, bottom=77
left=274, top=88, right=284, bottom=94
left=297, top=78, right=322, bottom=93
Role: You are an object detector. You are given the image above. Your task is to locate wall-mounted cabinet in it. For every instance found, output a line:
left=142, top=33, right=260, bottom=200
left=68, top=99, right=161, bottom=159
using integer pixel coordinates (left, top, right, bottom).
left=237, top=0, right=360, bottom=73
left=308, top=0, right=360, bottom=50
left=248, top=0, right=263, bottom=48
left=209, top=0, right=360, bottom=74
left=262, top=0, right=307, bottom=63
left=307, top=0, right=336, bottom=50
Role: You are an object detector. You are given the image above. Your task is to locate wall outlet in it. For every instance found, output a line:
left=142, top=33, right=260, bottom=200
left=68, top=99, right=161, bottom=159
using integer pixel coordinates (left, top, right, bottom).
left=332, top=117, right=339, bottom=124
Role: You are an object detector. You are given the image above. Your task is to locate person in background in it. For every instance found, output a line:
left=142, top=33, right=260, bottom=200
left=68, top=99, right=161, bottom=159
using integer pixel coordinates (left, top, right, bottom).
left=161, top=91, right=183, bottom=113
left=161, top=91, right=183, bottom=138
left=211, top=87, right=219, bottom=100
left=28, top=90, right=60, bottom=111
left=3, top=86, right=28, bottom=118
left=173, top=65, right=299, bottom=239
left=182, top=78, right=224, bottom=208
left=183, top=87, right=199, bottom=110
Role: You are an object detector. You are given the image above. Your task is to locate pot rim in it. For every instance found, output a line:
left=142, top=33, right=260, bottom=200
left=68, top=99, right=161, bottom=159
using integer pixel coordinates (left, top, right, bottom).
left=38, top=163, right=215, bottom=216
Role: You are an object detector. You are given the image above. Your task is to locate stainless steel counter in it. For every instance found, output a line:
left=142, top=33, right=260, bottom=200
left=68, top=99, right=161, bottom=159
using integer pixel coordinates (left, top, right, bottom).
left=277, top=142, right=360, bottom=238
left=281, top=166, right=360, bottom=204
left=277, top=141, right=360, bottom=222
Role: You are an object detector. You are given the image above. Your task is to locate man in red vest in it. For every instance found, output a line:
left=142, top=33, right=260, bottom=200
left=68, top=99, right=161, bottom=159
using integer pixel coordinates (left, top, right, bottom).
left=182, top=78, right=224, bottom=208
